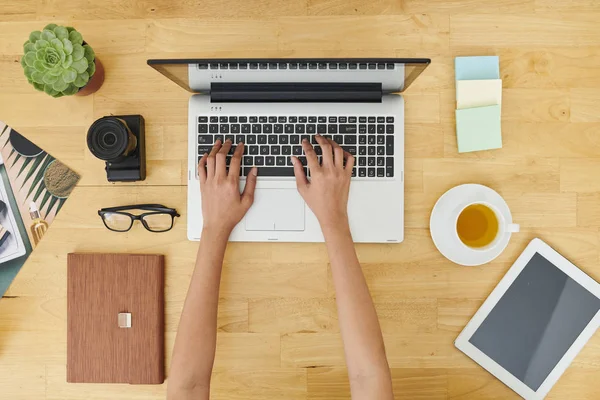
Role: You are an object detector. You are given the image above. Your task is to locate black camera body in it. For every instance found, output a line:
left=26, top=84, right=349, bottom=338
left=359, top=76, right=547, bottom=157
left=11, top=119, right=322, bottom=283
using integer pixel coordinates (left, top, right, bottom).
left=87, top=115, right=146, bottom=182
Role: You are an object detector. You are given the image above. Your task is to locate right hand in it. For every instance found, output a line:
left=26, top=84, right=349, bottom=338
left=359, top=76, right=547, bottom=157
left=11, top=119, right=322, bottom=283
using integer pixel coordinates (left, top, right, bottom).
left=291, top=135, right=354, bottom=233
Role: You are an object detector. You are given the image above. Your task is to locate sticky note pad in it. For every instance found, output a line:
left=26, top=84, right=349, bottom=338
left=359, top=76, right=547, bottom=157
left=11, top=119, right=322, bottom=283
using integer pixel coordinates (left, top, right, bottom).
left=456, top=79, right=502, bottom=109
left=455, top=105, right=502, bottom=153
left=455, top=56, right=500, bottom=81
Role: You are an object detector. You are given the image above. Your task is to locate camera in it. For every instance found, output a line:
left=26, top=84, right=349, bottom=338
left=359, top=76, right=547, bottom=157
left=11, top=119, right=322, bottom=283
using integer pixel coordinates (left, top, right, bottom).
left=87, top=115, right=146, bottom=182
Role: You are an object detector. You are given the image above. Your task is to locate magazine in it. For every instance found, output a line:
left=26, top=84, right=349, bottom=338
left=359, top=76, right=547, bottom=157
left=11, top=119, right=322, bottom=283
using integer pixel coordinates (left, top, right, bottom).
left=0, top=121, right=80, bottom=297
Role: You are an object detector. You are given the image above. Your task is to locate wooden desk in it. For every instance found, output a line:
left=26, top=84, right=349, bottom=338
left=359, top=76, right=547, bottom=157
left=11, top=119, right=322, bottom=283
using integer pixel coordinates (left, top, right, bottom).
left=1, top=1, right=600, bottom=398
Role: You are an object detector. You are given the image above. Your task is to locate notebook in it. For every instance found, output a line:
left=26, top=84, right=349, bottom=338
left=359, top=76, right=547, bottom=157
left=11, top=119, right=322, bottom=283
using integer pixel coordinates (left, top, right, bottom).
left=67, top=253, right=165, bottom=384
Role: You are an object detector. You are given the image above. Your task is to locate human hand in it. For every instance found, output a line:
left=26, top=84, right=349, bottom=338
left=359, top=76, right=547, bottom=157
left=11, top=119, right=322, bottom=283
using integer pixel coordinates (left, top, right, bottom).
left=291, top=135, right=354, bottom=234
left=198, top=140, right=257, bottom=237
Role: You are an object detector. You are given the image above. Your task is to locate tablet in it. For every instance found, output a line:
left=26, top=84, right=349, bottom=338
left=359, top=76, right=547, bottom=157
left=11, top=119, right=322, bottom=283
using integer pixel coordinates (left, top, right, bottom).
left=455, top=238, right=600, bottom=400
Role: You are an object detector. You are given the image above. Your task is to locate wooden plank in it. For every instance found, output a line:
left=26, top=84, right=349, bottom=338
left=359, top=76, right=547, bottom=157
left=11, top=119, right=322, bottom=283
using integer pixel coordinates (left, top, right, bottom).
left=561, top=159, right=600, bottom=193
left=278, top=15, right=450, bottom=51
left=423, top=158, right=560, bottom=194
left=281, top=332, right=471, bottom=368
left=450, top=14, right=600, bottom=47
left=211, top=368, right=307, bottom=400
left=307, top=0, right=400, bottom=16
left=502, top=89, right=570, bottom=122
left=535, top=0, right=600, bottom=12
left=307, top=367, right=448, bottom=400
left=0, top=295, right=66, bottom=332
left=0, top=94, right=93, bottom=128
left=249, top=297, right=437, bottom=334
left=214, top=333, right=281, bottom=368
left=577, top=193, right=600, bottom=228
left=404, top=0, right=534, bottom=13
left=571, top=88, right=600, bottom=122
left=405, top=94, right=441, bottom=124
left=0, top=363, right=45, bottom=400
left=166, top=298, right=248, bottom=333
left=146, top=19, right=280, bottom=53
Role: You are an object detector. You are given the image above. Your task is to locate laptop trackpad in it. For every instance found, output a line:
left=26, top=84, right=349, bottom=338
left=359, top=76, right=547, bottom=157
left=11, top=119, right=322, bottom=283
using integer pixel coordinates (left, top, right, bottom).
left=245, top=189, right=305, bottom=231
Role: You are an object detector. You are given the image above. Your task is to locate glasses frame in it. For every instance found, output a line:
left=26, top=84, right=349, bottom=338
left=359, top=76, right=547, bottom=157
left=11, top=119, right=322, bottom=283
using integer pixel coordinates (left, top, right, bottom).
left=98, top=204, right=180, bottom=233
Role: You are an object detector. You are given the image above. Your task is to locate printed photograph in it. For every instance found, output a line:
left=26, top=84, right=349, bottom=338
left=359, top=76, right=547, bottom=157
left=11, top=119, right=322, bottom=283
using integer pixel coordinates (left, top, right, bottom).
left=0, top=121, right=80, bottom=297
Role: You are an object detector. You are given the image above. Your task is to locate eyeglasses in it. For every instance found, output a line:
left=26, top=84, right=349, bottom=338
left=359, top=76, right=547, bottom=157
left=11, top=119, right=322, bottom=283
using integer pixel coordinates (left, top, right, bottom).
left=98, top=204, right=180, bottom=233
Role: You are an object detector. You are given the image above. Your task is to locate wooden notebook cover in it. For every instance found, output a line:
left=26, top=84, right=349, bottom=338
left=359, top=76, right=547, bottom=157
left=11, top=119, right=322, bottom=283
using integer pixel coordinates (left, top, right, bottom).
left=67, top=253, right=165, bottom=384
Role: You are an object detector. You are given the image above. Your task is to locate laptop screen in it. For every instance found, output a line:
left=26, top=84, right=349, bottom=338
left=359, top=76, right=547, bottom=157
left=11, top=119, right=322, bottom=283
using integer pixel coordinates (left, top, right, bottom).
left=147, top=58, right=430, bottom=94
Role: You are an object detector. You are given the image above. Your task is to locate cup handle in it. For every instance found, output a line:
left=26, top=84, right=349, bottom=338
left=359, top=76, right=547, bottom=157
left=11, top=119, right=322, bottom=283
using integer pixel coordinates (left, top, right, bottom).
left=507, top=223, right=520, bottom=233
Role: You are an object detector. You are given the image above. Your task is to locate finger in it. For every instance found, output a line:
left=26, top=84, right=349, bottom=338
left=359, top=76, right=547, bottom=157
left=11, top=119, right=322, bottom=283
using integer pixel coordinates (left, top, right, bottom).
left=206, top=140, right=222, bottom=177
left=328, top=139, right=344, bottom=169
left=344, top=152, right=355, bottom=178
left=301, top=139, right=320, bottom=171
left=315, top=135, right=333, bottom=167
left=229, top=142, right=244, bottom=179
left=241, top=166, right=258, bottom=209
left=216, top=140, right=232, bottom=177
left=291, top=156, right=309, bottom=193
left=198, top=153, right=208, bottom=184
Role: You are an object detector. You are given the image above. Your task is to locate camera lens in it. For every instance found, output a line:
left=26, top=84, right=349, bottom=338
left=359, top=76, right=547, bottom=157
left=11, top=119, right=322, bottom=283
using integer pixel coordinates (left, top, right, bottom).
left=87, top=117, right=137, bottom=162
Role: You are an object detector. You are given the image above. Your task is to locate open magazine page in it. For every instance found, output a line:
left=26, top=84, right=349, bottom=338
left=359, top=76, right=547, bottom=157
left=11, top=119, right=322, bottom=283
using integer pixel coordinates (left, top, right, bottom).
left=0, top=121, right=80, bottom=297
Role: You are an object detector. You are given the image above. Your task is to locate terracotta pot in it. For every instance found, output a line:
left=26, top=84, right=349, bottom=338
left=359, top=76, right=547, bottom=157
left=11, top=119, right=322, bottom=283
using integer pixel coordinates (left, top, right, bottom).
left=75, top=58, right=105, bottom=97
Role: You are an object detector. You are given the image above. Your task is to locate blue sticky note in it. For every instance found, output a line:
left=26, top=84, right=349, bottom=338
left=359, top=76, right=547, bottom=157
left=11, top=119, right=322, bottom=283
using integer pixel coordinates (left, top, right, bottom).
left=455, top=105, right=502, bottom=153
left=455, top=56, right=500, bottom=81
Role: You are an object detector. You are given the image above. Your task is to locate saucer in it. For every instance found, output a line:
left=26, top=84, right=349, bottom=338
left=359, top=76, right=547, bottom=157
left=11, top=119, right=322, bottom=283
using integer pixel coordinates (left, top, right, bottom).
left=430, top=184, right=514, bottom=267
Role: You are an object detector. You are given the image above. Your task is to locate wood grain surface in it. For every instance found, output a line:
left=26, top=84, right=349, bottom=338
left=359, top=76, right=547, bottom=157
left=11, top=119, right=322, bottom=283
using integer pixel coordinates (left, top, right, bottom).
left=67, top=253, right=164, bottom=384
left=0, top=0, right=600, bottom=399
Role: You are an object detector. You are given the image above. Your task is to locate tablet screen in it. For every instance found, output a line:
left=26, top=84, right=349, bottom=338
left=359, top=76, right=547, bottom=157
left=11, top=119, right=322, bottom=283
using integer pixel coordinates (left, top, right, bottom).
left=469, top=253, right=600, bottom=391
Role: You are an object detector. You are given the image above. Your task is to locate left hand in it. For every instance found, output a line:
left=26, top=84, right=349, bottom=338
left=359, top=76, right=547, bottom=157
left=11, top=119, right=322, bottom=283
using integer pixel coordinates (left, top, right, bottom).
left=198, top=140, right=257, bottom=237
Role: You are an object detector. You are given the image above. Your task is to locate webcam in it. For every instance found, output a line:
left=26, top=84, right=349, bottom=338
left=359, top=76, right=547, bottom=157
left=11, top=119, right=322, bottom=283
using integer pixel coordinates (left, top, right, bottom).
left=87, top=115, right=146, bottom=182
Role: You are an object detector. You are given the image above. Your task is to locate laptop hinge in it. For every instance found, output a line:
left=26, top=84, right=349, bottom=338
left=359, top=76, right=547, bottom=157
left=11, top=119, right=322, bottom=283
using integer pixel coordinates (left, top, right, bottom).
left=210, top=82, right=382, bottom=103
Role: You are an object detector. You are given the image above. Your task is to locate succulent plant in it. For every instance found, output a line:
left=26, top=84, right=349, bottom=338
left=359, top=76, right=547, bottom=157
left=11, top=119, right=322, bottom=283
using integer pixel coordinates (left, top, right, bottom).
left=21, top=24, right=96, bottom=98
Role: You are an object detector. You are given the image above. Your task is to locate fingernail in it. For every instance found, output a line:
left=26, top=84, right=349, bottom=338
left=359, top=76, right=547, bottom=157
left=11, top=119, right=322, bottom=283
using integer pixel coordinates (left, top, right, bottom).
left=252, top=167, right=258, bottom=176
left=226, top=139, right=232, bottom=143
left=302, top=139, right=308, bottom=143
left=316, top=134, right=321, bottom=137
left=203, top=153, right=208, bottom=157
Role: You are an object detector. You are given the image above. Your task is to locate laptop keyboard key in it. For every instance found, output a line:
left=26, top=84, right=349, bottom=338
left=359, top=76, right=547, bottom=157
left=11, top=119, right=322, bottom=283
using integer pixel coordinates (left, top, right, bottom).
left=209, top=124, right=218, bottom=133
left=344, top=135, right=357, bottom=145
left=266, top=156, right=275, bottom=166
left=386, top=136, right=394, bottom=155
left=263, top=124, right=273, bottom=134
left=258, top=135, right=267, bottom=144
left=271, top=146, right=281, bottom=155
left=260, top=146, right=270, bottom=155
left=282, top=146, right=292, bottom=155
left=285, top=124, right=294, bottom=134
left=198, top=135, right=212, bottom=144
left=249, top=145, right=259, bottom=155
left=247, top=135, right=257, bottom=144
left=274, top=124, right=284, bottom=133
left=276, top=156, right=286, bottom=166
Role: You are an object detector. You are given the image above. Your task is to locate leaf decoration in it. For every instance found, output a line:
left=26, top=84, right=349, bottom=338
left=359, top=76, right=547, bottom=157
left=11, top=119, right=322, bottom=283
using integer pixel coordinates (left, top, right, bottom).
left=33, top=179, right=46, bottom=202
left=56, top=198, right=66, bottom=214
left=17, top=157, right=34, bottom=178
left=39, top=190, right=52, bottom=211
left=26, top=155, right=54, bottom=199
left=8, top=148, right=15, bottom=161
left=21, top=153, right=47, bottom=190
left=11, top=154, right=21, bottom=168
left=45, top=195, right=59, bottom=218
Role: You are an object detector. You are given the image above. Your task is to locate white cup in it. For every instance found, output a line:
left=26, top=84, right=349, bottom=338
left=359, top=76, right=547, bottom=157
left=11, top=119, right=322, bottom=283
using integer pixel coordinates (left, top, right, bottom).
left=452, top=201, right=520, bottom=253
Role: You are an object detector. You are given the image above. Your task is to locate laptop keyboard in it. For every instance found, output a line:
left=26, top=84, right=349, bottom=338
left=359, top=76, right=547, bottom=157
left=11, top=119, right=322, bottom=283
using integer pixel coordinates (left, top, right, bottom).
left=197, top=115, right=395, bottom=178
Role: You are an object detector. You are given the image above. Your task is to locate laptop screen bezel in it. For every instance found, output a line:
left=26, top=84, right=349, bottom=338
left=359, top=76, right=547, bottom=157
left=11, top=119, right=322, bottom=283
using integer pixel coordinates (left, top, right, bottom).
left=147, top=58, right=431, bottom=94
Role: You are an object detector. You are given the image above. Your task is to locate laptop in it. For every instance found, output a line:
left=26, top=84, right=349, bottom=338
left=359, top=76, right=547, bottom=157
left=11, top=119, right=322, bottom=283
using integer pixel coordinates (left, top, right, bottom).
left=148, top=58, right=430, bottom=243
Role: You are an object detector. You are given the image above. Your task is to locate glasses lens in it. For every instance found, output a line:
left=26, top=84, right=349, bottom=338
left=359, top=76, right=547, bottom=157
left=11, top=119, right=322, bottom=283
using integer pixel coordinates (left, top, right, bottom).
left=143, top=213, right=173, bottom=232
left=102, top=212, right=132, bottom=232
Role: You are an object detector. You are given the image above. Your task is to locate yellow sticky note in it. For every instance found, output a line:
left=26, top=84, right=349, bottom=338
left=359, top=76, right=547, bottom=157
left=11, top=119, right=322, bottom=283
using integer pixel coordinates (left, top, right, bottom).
left=456, top=79, right=502, bottom=110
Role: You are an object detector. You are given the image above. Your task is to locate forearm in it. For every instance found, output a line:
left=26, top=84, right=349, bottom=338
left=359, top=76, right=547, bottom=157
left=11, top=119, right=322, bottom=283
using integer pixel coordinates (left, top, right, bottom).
left=167, top=229, right=229, bottom=400
left=323, top=223, right=393, bottom=399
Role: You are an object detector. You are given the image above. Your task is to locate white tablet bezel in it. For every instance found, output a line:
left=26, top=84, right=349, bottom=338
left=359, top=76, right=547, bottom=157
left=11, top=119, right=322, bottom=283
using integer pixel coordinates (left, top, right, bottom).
left=455, top=238, right=600, bottom=400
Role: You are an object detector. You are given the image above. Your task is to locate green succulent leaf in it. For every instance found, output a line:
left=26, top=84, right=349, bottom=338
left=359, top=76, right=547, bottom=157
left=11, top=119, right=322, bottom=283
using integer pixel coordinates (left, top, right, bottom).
left=33, top=82, right=45, bottom=91
left=23, top=66, right=34, bottom=79
left=66, top=26, right=75, bottom=33
left=41, top=29, right=56, bottom=42
left=53, top=26, right=69, bottom=40
left=83, top=45, right=95, bottom=62
left=35, top=49, right=46, bottom=61
left=43, top=84, right=58, bottom=96
left=29, top=31, right=42, bottom=43
left=69, top=30, right=83, bottom=46
left=48, top=66, right=63, bottom=76
left=31, top=70, right=45, bottom=84
left=24, top=52, right=36, bottom=67
left=63, top=84, right=79, bottom=96
left=34, top=39, right=49, bottom=50
left=74, top=71, right=89, bottom=88
left=20, top=56, right=27, bottom=68
left=62, top=39, right=73, bottom=55
left=24, top=42, right=36, bottom=53
left=43, top=47, right=62, bottom=68
left=72, top=44, right=84, bottom=61
left=88, top=60, right=96, bottom=77
left=62, top=68, right=77, bottom=83
left=52, top=75, right=68, bottom=92
left=43, top=72, right=59, bottom=84
left=50, top=38, right=64, bottom=51
left=62, top=54, right=73, bottom=69
left=71, top=58, right=88, bottom=73
left=33, top=59, right=45, bottom=71
left=43, top=23, right=58, bottom=31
